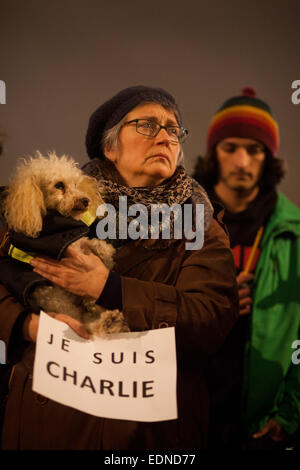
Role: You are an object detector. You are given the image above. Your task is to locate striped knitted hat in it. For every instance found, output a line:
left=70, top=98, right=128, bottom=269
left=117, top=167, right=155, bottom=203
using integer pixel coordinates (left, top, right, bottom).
left=206, top=87, right=279, bottom=156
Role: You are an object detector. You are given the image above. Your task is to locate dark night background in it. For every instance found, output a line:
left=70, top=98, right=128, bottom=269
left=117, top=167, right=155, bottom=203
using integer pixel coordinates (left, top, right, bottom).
left=0, top=0, right=300, bottom=206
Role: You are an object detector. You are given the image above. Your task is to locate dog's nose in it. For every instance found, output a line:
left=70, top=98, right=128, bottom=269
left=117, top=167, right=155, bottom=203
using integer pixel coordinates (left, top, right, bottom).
left=81, top=198, right=89, bottom=208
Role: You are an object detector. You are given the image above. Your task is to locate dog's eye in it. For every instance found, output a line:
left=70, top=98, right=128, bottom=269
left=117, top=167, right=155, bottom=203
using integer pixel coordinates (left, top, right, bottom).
left=55, top=182, right=65, bottom=190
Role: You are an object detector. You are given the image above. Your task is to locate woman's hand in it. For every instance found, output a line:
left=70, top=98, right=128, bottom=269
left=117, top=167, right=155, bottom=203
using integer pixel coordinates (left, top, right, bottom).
left=23, top=312, right=90, bottom=342
left=236, top=272, right=254, bottom=315
left=30, top=243, right=109, bottom=299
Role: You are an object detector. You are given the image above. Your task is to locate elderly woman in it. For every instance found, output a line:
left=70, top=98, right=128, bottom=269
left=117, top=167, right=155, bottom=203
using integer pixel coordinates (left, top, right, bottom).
left=0, top=86, right=238, bottom=450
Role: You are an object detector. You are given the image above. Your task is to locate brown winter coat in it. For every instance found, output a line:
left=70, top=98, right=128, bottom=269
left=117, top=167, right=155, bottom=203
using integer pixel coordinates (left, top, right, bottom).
left=0, top=212, right=238, bottom=450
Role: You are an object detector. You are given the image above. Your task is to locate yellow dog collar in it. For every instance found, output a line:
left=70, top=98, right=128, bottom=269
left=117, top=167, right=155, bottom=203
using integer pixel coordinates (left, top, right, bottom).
left=80, top=210, right=96, bottom=226
left=8, top=245, right=34, bottom=264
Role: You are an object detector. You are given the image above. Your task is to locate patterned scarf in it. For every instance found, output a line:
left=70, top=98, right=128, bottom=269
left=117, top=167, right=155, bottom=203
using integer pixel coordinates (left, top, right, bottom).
left=82, top=158, right=213, bottom=249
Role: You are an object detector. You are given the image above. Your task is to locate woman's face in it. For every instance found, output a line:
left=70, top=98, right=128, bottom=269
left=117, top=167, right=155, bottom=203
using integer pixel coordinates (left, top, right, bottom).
left=104, top=103, right=181, bottom=187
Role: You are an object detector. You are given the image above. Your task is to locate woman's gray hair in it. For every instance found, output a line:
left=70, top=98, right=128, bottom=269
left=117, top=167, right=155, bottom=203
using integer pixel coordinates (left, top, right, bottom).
left=102, top=109, right=184, bottom=166
left=101, top=115, right=128, bottom=154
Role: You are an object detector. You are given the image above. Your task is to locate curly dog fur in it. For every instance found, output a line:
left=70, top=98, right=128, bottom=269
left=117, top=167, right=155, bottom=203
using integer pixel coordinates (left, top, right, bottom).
left=4, top=152, right=129, bottom=337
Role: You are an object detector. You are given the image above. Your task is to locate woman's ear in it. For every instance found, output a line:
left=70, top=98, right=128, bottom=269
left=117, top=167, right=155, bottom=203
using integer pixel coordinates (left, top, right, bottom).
left=104, top=145, right=118, bottom=163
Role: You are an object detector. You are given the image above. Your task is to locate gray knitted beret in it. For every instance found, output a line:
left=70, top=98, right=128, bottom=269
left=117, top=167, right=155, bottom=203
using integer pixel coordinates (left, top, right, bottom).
left=85, top=85, right=182, bottom=160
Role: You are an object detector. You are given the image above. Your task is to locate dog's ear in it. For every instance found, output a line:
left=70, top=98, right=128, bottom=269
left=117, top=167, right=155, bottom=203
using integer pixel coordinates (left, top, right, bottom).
left=4, top=174, right=46, bottom=238
left=81, top=175, right=104, bottom=214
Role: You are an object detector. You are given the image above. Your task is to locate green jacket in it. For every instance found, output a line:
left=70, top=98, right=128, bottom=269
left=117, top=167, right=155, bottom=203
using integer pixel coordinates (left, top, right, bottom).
left=244, top=192, right=300, bottom=436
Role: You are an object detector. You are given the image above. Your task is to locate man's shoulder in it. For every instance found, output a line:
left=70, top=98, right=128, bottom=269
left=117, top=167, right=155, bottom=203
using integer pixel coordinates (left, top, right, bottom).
left=275, top=192, right=300, bottom=219
left=264, top=192, right=300, bottom=239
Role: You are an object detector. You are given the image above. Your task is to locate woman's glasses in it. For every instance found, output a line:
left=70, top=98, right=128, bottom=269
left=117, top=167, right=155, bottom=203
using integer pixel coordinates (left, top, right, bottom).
left=123, top=119, right=189, bottom=144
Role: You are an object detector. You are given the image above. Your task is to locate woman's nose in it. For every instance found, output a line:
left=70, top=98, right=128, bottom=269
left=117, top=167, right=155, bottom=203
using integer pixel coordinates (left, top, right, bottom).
left=155, top=128, right=171, bottom=145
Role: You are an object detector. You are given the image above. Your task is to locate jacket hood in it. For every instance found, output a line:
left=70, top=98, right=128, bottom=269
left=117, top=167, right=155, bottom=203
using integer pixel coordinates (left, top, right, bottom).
left=262, top=192, right=300, bottom=245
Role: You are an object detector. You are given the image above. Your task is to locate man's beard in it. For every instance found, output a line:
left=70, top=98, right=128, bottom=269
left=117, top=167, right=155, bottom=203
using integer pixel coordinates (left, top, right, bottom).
left=221, top=173, right=260, bottom=196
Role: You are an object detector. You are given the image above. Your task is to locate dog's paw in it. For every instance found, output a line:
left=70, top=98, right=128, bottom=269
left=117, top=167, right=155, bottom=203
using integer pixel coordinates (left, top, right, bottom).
left=85, top=309, right=130, bottom=337
left=71, top=238, right=115, bottom=270
left=86, top=239, right=116, bottom=270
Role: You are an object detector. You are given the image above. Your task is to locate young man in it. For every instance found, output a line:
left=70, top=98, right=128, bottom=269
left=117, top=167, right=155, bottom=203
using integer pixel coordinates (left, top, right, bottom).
left=193, top=87, right=300, bottom=449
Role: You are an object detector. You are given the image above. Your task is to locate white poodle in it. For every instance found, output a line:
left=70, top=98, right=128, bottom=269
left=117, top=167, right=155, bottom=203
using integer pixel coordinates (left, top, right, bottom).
left=4, top=152, right=129, bottom=336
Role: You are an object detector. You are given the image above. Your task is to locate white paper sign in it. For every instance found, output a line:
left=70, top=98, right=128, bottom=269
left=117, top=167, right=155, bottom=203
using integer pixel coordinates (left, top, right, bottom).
left=33, top=312, right=177, bottom=422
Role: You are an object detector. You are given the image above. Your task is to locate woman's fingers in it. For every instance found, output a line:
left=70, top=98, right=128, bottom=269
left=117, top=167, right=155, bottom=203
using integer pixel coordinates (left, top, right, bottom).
left=31, top=257, right=78, bottom=284
left=65, top=245, right=81, bottom=257
left=32, top=264, right=67, bottom=285
left=30, top=258, right=63, bottom=281
left=46, top=312, right=91, bottom=339
left=31, top=256, right=60, bottom=269
left=30, top=244, right=109, bottom=298
left=23, top=311, right=91, bottom=343
left=63, top=246, right=86, bottom=265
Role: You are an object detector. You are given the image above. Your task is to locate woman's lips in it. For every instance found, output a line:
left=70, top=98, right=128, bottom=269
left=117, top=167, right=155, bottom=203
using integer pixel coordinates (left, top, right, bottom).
left=148, top=154, right=169, bottom=162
